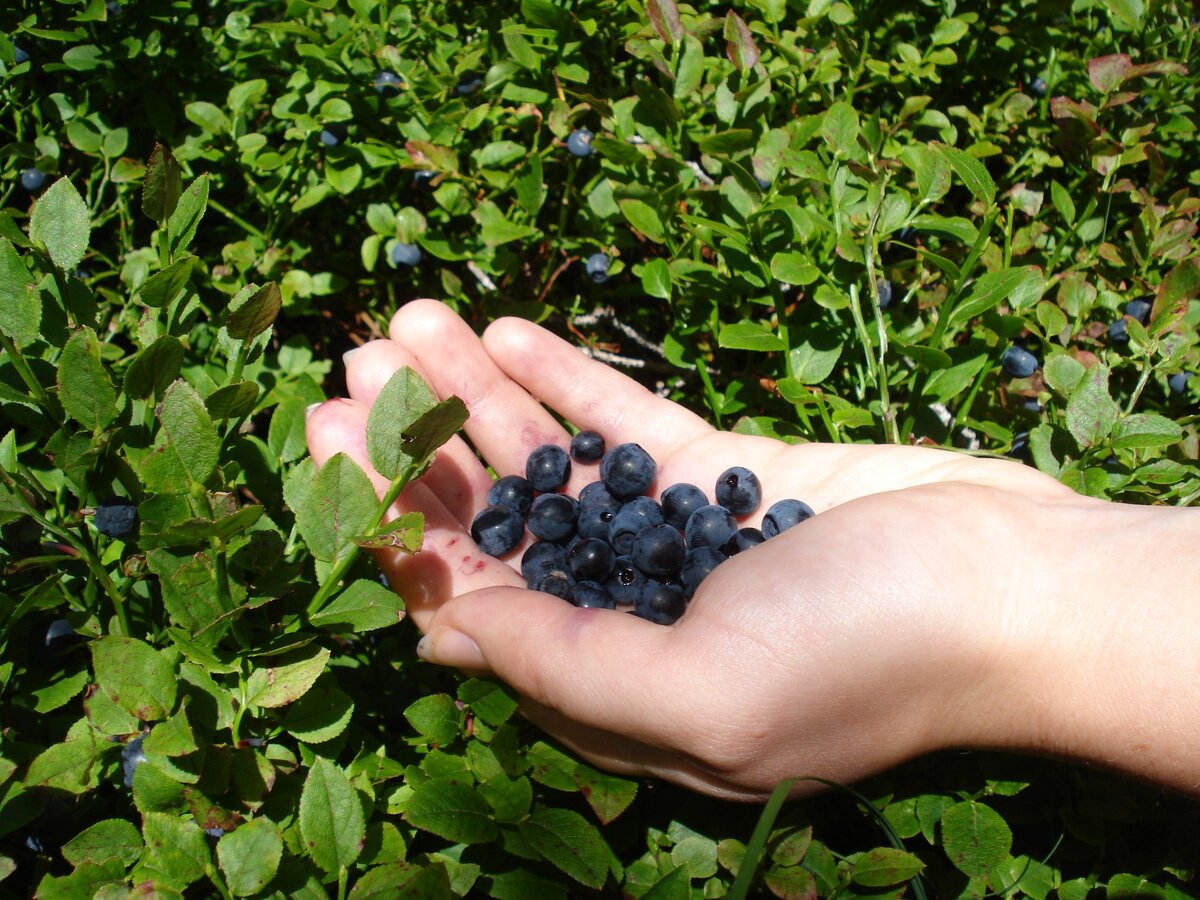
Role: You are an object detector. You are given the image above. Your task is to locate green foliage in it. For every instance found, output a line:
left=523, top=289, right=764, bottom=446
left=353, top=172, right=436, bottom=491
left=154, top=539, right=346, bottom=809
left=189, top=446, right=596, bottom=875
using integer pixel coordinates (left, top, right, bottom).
left=2, top=0, right=1199, bottom=896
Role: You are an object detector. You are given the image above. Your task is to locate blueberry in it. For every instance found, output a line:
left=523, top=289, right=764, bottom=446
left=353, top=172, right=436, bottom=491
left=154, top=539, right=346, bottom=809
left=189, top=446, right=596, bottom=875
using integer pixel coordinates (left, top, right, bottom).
left=1029, top=76, right=1048, bottom=97
left=685, top=504, right=737, bottom=551
left=761, top=499, right=815, bottom=538
left=531, top=568, right=573, bottom=599
left=631, top=524, right=686, bottom=578
left=413, top=170, right=439, bottom=192
left=635, top=580, right=686, bottom=625
left=1108, top=318, right=1129, bottom=344
left=94, top=498, right=137, bottom=538
left=571, top=430, right=605, bottom=463
left=525, top=444, right=571, bottom=492
left=521, top=541, right=566, bottom=582
left=1000, top=345, right=1039, bottom=378
left=680, top=546, right=725, bottom=598
left=20, top=168, right=46, bottom=192
left=755, top=175, right=771, bottom=190
left=600, top=443, right=656, bottom=500
left=44, top=618, right=81, bottom=652
left=570, top=580, right=615, bottom=609
left=876, top=278, right=894, bottom=309
left=470, top=504, right=525, bottom=557
left=390, top=242, right=422, bottom=267
left=721, top=526, right=765, bottom=555
left=660, top=483, right=707, bottom=530
left=606, top=557, right=645, bottom=605
left=895, top=226, right=918, bottom=246
left=318, top=128, right=341, bottom=147
left=122, top=735, right=146, bottom=788
left=1008, top=431, right=1031, bottom=461
left=1125, top=296, right=1152, bottom=325
left=527, top=493, right=578, bottom=542
left=455, top=74, right=483, bottom=96
left=14, top=45, right=29, bottom=65
left=609, top=496, right=664, bottom=555
left=1168, top=372, right=1192, bottom=394
left=567, top=537, right=616, bottom=582
left=204, top=827, right=225, bottom=839
left=715, top=467, right=762, bottom=516
left=374, top=70, right=403, bottom=93
left=584, top=253, right=610, bottom=284
left=566, top=128, right=594, bottom=157
left=577, top=498, right=620, bottom=541
left=106, top=1, right=122, bottom=16
left=578, top=480, right=617, bottom=508
left=488, top=475, right=534, bottom=516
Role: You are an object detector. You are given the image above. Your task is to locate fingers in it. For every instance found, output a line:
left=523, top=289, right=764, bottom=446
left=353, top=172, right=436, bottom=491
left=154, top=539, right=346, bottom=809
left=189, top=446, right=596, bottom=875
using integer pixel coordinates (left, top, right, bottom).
left=418, top=584, right=692, bottom=747
left=482, top=315, right=714, bottom=463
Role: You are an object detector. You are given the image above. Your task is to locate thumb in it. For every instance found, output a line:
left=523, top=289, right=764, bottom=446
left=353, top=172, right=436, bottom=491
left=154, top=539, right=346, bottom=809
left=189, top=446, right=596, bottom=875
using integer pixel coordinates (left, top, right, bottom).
left=417, top=586, right=682, bottom=742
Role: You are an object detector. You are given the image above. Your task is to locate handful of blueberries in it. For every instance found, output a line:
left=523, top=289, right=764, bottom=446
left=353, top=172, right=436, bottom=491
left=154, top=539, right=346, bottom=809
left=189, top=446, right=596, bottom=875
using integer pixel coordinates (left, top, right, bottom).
left=469, top=433, right=814, bottom=625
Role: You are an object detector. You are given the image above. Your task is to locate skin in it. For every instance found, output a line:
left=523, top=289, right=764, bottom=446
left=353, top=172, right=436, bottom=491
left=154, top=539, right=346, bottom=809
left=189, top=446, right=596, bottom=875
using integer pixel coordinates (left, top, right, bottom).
left=307, top=299, right=1200, bottom=801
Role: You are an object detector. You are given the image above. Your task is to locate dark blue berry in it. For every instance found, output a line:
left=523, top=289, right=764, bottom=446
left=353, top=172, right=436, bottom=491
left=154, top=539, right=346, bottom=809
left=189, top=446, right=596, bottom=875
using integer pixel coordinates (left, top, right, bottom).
left=122, top=736, right=146, bottom=788
left=661, top=483, right=707, bottom=530
left=1029, top=76, right=1048, bottom=97
left=20, top=168, right=46, bottom=192
left=584, top=253, right=610, bottom=284
left=722, top=526, right=765, bottom=556
left=455, top=74, right=483, bottom=96
left=390, top=242, right=422, bottom=267
left=570, top=581, right=615, bottom=609
left=1125, top=296, right=1152, bottom=325
left=318, top=128, right=340, bottom=147
left=44, top=618, right=81, bottom=652
left=876, top=278, right=894, bottom=309
left=715, top=467, right=762, bottom=516
left=567, top=537, right=616, bottom=582
left=566, top=128, right=594, bottom=157
left=1008, top=431, right=1031, bottom=461
left=577, top=499, right=619, bottom=541
left=600, top=443, right=656, bottom=500
left=681, top=546, right=725, bottom=598
left=631, top=524, right=686, bottom=578
left=571, top=430, right=605, bottom=463
left=635, top=581, right=686, bottom=625
left=755, top=175, right=771, bottom=190
left=578, top=481, right=617, bottom=508
left=470, top=504, right=525, bottom=557
left=762, top=499, right=814, bottom=538
left=488, top=475, right=534, bottom=516
left=532, top=568, right=573, bottom=599
left=374, top=70, right=403, bottom=93
left=1001, top=345, right=1038, bottom=377
left=521, top=541, right=565, bottom=582
left=685, top=505, right=737, bottom=551
left=606, top=557, right=645, bottom=605
left=413, top=170, right=439, bottom=192
left=94, top=498, right=137, bottom=537
left=526, top=444, right=572, bottom=493
left=106, top=1, right=122, bottom=17
left=609, top=496, right=664, bottom=555
left=1108, top=318, right=1129, bottom=344
left=527, top=493, right=578, bottom=542
left=1168, top=372, right=1192, bottom=394
left=14, top=45, right=29, bottom=65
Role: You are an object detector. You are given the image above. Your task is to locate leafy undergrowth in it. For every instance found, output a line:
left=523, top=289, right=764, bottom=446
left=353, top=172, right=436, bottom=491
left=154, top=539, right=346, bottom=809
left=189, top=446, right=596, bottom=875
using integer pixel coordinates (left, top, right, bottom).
left=1, top=0, right=1197, bottom=897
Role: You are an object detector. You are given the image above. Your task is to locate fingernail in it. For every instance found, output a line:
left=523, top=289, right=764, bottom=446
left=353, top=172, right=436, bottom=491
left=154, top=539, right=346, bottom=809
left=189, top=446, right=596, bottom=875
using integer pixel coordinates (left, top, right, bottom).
left=417, top=628, right=486, bottom=669
left=305, top=402, right=323, bottom=419
left=342, top=346, right=362, bottom=368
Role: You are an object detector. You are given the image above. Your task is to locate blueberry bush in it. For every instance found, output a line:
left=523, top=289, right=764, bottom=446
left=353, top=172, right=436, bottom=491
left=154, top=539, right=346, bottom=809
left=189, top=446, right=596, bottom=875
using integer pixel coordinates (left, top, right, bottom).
left=2, top=0, right=1199, bottom=896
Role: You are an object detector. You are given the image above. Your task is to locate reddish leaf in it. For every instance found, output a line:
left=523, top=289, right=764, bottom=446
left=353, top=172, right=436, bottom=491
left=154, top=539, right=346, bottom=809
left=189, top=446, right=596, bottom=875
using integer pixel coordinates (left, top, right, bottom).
left=724, top=10, right=759, bottom=71
left=647, top=0, right=684, bottom=46
left=1088, top=53, right=1132, bottom=92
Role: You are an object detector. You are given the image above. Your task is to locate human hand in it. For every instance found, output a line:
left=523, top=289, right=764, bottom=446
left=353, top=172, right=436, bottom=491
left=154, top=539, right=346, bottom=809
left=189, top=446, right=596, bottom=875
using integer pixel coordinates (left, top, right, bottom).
left=307, top=300, right=1200, bottom=800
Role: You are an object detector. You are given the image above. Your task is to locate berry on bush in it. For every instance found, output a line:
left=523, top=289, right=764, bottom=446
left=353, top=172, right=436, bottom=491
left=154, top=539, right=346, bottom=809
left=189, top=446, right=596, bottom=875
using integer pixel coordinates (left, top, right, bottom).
left=470, top=505, right=525, bottom=557
left=390, top=242, right=422, bottom=267
left=121, top=735, right=146, bottom=788
left=413, top=170, right=439, bottom=192
left=1168, top=371, right=1192, bottom=394
left=14, top=45, right=29, bottom=65
left=600, top=443, right=656, bottom=499
left=374, top=70, right=402, bottom=93
left=1125, top=296, right=1153, bottom=325
left=715, top=467, right=762, bottom=516
left=876, top=278, right=895, bottom=309
left=1001, top=345, right=1039, bottom=378
left=318, top=128, right=340, bottom=147
left=566, top=128, right=594, bottom=157
left=455, top=73, right=483, bottom=96
left=44, top=617, right=81, bottom=652
left=584, top=252, right=611, bottom=283
left=762, top=499, right=815, bottom=538
left=20, top=168, right=46, bottom=192
left=94, top=498, right=137, bottom=537
left=1108, top=318, right=1129, bottom=344
left=526, top=444, right=572, bottom=492
left=1029, top=76, right=1048, bottom=97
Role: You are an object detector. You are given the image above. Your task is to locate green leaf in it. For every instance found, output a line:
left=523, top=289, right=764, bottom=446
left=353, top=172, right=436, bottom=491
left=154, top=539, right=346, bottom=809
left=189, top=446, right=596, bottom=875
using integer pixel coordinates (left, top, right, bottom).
left=139, top=380, right=220, bottom=492
left=641, top=258, right=672, bottom=300
left=141, top=812, right=209, bottom=888
left=143, top=143, right=182, bottom=224
left=124, top=336, right=184, bottom=399
left=1156, top=258, right=1200, bottom=308
left=770, top=251, right=819, bottom=286
left=1110, top=413, right=1182, bottom=449
left=24, top=733, right=101, bottom=794
left=31, top=668, right=90, bottom=713
left=225, top=282, right=281, bottom=342
left=821, top=102, right=860, bottom=157
left=519, top=807, right=611, bottom=889
left=62, top=819, right=144, bottom=869
left=404, top=779, right=498, bottom=844
left=1050, top=181, right=1076, bottom=225
left=457, top=678, right=518, bottom=727
left=723, top=10, right=760, bottom=71
left=206, top=381, right=260, bottom=420
left=185, top=101, right=228, bottom=134
left=366, top=367, right=440, bottom=480
left=618, top=199, right=666, bottom=244
left=1043, top=354, right=1086, bottom=397
left=92, top=636, right=178, bottom=722
left=1101, top=0, right=1145, bottom=31
left=310, top=578, right=406, bottom=632
left=0, top=238, right=41, bottom=347
left=940, top=800, right=1013, bottom=879
left=474, top=200, right=538, bottom=247
left=718, top=320, right=785, bottom=352
left=949, top=267, right=1043, bottom=326
left=350, top=863, right=453, bottom=898
left=675, top=34, right=705, bottom=99
left=137, top=255, right=196, bottom=308
left=404, top=397, right=469, bottom=471
left=30, top=177, right=91, bottom=271
left=293, top=453, right=378, bottom=569
left=404, top=694, right=461, bottom=745
left=217, top=819, right=283, bottom=897
left=57, top=327, right=117, bottom=431
left=284, top=686, right=355, bottom=744
left=911, top=214, right=978, bottom=244
left=166, top=175, right=209, bottom=256
left=246, top=645, right=330, bottom=708
left=299, top=758, right=366, bottom=875
left=850, top=847, right=926, bottom=887
left=1065, top=364, right=1118, bottom=450
left=573, top=763, right=637, bottom=825
left=937, top=144, right=996, bottom=206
